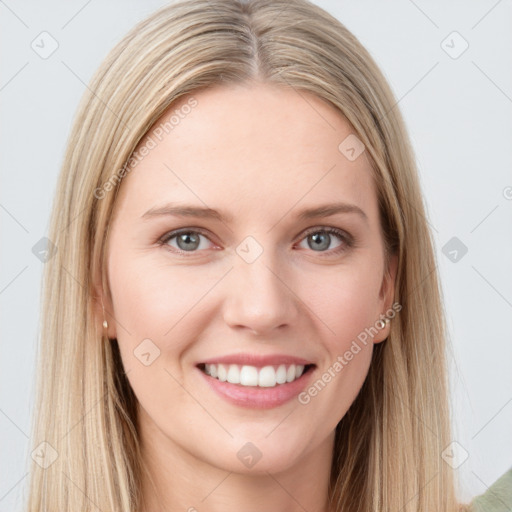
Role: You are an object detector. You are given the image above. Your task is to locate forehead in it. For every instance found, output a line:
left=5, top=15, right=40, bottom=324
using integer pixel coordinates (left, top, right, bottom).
left=114, top=83, right=377, bottom=225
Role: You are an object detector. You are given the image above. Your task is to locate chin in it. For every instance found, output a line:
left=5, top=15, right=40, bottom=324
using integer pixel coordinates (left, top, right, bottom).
left=200, top=430, right=313, bottom=476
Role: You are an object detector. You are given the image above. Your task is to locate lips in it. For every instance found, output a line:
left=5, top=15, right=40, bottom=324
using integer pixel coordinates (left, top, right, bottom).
left=195, top=353, right=316, bottom=408
left=197, top=362, right=316, bottom=409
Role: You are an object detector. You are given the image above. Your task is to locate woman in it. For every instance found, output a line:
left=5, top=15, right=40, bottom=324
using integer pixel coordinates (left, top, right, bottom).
left=25, top=0, right=511, bottom=510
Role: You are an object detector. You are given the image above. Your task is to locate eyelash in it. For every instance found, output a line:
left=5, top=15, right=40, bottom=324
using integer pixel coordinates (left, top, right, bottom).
left=158, top=226, right=354, bottom=258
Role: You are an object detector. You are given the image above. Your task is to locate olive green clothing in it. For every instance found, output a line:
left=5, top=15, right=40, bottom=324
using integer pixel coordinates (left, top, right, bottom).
left=469, top=467, right=512, bottom=512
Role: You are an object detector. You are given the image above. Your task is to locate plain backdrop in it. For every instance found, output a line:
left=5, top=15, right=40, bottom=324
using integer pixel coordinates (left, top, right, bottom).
left=1, top=0, right=511, bottom=510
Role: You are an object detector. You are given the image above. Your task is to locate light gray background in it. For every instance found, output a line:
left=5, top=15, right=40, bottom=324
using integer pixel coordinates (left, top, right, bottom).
left=1, top=0, right=511, bottom=510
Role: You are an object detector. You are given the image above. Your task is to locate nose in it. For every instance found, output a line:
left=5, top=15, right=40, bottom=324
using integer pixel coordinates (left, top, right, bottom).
left=222, top=250, right=300, bottom=337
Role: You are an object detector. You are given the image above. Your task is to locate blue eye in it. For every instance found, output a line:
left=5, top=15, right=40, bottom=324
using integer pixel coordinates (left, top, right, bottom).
left=298, top=227, right=353, bottom=255
left=161, top=229, right=214, bottom=253
left=159, top=227, right=353, bottom=257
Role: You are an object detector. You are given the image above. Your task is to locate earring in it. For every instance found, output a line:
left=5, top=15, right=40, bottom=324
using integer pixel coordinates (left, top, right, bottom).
left=101, top=298, right=108, bottom=330
left=376, top=316, right=391, bottom=329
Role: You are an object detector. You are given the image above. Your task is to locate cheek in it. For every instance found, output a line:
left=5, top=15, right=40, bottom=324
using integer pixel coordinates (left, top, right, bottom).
left=297, top=260, right=384, bottom=348
left=108, top=250, right=222, bottom=360
left=293, top=266, right=382, bottom=426
left=107, top=252, right=206, bottom=416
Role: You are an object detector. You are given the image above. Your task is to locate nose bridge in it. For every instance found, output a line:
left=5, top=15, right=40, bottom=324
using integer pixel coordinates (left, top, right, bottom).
left=223, top=237, right=297, bottom=334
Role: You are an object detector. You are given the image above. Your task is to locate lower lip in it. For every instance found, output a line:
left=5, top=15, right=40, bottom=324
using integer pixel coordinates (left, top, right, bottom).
left=197, top=366, right=315, bottom=409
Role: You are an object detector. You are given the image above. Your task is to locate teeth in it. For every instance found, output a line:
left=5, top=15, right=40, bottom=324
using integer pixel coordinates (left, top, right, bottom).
left=258, top=366, right=276, bottom=387
left=240, top=365, right=258, bottom=386
left=203, top=363, right=307, bottom=387
left=227, top=364, right=240, bottom=384
left=276, top=364, right=287, bottom=384
left=217, top=364, right=227, bottom=382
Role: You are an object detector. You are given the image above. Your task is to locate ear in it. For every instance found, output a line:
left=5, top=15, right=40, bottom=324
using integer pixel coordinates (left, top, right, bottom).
left=91, top=263, right=117, bottom=340
left=373, top=251, right=399, bottom=344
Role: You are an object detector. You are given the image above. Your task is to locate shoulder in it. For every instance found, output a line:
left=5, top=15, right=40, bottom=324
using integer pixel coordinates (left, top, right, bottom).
left=468, top=466, right=512, bottom=512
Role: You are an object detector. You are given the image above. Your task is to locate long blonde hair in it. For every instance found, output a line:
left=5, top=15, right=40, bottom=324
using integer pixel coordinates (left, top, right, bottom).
left=25, top=0, right=469, bottom=510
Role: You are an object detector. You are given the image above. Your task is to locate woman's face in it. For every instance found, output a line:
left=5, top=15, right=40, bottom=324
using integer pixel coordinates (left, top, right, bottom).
left=103, top=83, right=397, bottom=475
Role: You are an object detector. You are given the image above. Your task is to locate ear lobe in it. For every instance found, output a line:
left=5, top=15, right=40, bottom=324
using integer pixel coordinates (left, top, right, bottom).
left=91, top=272, right=116, bottom=340
left=380, top=252, right=398, bottom=309
left=374, top=252, right=399, bottom=344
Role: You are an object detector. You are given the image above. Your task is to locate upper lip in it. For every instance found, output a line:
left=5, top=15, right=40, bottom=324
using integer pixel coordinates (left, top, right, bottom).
left=198, top=353, right=314, bottom=367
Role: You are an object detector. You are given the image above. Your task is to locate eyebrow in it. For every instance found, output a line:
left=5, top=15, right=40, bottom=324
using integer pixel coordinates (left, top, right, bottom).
left=141, top=201, right=368, bottom=224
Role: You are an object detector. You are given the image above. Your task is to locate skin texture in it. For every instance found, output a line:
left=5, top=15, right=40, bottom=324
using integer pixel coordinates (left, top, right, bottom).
left=99, top=82, right=397, bottom=512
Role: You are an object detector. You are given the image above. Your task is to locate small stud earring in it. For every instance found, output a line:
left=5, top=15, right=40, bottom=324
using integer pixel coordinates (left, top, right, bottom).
left=101, top=297, right=109, bottom=331
left=376, top=316, right=391, bottom=329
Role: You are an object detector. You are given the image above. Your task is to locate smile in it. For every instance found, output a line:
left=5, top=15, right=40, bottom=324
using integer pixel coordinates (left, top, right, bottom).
left=196, top=355, right=317, bottom=409
left=199, top=363, right=314, bottom=387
